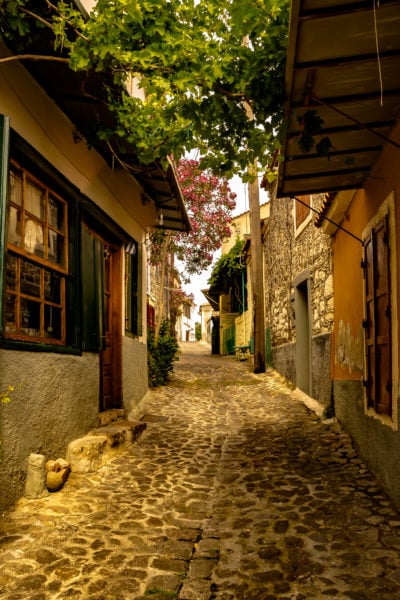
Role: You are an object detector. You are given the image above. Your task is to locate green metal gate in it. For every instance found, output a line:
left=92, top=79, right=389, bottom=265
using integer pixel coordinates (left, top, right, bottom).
left=223, top=324, right=236, bottom=355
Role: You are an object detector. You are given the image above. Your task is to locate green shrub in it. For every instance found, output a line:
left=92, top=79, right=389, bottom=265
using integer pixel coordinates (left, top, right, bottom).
left=195, top=322, right=201, bottom=341
left=147, top=320, right=179, bottom=387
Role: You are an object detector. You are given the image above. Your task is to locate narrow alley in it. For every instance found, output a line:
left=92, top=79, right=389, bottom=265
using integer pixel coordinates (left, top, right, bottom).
left=1, top=343, right=400, bottom=600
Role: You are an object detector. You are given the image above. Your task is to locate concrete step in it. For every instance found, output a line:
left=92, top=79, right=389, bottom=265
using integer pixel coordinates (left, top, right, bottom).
left=66, top=418, right=147, bottom=473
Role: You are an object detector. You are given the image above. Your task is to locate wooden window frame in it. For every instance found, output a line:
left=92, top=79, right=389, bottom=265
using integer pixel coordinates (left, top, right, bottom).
left=294, top=194, right=312, bottom=236
left=362, top=195, right=398, bottom=427
left=363, top=216, right=391, bottom=416
left=5, top=161, right=68, bottom=344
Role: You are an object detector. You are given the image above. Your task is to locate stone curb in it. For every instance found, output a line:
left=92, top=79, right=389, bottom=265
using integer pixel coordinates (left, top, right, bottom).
left=66, top=413, right=147, bottom=473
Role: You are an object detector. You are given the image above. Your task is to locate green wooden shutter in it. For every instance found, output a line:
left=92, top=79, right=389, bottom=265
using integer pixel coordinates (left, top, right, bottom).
left=125, top=242, right=143, bottom=337
left=125, top=252, right=132, bottom=333
left=0, top=116, right=10, bottom=333
left=81, top=225, right=105, bottom=351
left=136, top=243, right=143, bottom=336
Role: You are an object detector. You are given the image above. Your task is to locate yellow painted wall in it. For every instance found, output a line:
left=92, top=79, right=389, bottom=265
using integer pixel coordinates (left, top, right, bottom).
left=333, top=122, right=400, bottom=381
left=235, top=310, right=251, bottom=347
left=222, top=202, right=270, bottom=254
left=333, top=193, right=365, bottom=380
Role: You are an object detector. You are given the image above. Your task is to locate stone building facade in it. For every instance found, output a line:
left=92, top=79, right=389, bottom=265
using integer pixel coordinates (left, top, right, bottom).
left=263, top=192, right=333, bottom=408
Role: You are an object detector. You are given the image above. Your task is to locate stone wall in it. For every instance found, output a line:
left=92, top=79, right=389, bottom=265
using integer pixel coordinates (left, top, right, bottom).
left=264, top=197, right=294, bottom=346
left=263, top=194, right=333, bottom=405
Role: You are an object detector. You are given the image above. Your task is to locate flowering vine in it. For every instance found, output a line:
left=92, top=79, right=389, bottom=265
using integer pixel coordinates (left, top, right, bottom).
left=149, top=158, right=236, bottom=342
left=149, top=158, right=236, bottom=277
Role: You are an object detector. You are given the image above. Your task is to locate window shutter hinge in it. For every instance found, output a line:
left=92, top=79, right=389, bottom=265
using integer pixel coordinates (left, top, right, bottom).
left=363, top=378, right=369, bottom=388
left=361, top=259, right=366, bottom=270
left=362, top=319, right=368, bottom=329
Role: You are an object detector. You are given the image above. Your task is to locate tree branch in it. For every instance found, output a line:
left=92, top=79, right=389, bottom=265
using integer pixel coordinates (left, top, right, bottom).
left=214, top=84, right=251, bottom=102
left=0, top=54, right=69, bottom=65
left=20, top=7, right=54, bottom=29
left=22, top=1, right=89, bottom=42
left=152, top=123, right=193, bottom=152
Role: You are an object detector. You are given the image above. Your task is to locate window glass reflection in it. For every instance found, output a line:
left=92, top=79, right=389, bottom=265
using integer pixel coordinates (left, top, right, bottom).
left=9, top=169, right=22, bottom=205
left=25, top=180, right=45, bottom=219
left=20, top=297, right=41, bottom=337
left=7, top=206, right=22, bottom=246
left=44, top=269, right=61, bottom=303
left=44, top=305, right=62, bottom=339
left=6, top=254, right=17, bottom=290
left=20, top=259, right=41, bottom=298
left=48, top=196, right=64, bottom=230
left=24, top=217, right=44, bottom=255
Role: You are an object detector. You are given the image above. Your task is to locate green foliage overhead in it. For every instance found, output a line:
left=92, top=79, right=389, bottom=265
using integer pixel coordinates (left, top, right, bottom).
left=208, top=238, right=246, bottom=293
left=0, top=0, right=290, bottom=178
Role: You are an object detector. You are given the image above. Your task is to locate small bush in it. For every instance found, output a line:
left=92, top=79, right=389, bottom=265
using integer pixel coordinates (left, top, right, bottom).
left=147, top=320, right=179, bottom=387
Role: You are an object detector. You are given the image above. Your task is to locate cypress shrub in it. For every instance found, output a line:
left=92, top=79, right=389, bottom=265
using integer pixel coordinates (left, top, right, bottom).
left=147, top=320, right=179, bottom=387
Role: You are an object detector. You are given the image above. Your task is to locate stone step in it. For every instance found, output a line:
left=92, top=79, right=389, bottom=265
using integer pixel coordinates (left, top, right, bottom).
left=98, top=408, right=126, bottom=427
left=66, top=419, right=147, bottom=473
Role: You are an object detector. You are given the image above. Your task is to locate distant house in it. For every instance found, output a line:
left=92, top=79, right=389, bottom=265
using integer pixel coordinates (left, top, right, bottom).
left=199, top=303, right=213, bottom=344
left=146, top=249, right=176, bottom=334
left=204, top=203, right=269, bottom=356
left=175, top=297, right=196, bottom=342
left=278, top=0, right=400, bottom=509
left=0, top=28, right=189, bottom=510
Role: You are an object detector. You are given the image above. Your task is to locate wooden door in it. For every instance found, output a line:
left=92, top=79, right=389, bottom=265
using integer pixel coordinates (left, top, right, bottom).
left=99, top=244, right=122, bottom=412
left=81, top=224, right=122, bottom=412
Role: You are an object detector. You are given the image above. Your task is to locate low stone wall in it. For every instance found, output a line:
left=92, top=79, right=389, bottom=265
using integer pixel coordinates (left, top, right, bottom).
left=311, top=333, right=332, bottom=408
left=122, top=336, right=148, bottom=414
left=272, top=332, right=332, bottom=408
left=334, top=379, right=400, bottom=512
left=272, top=341, right=296, bottom=386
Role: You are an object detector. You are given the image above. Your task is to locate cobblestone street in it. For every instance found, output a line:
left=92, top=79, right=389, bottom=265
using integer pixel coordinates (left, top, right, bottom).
left=1, top=342, right=400, bottom=599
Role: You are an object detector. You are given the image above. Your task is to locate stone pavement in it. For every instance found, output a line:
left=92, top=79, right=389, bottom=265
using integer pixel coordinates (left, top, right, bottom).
left=1, top=343, right=400, bottom=600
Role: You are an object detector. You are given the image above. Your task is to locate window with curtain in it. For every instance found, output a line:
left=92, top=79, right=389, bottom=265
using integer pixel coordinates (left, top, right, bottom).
left=5, top=161, right=68, bottom=343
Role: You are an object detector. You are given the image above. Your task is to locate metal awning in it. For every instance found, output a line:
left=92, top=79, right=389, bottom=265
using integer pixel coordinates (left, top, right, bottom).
left=201, top=289, right=219, bottom=311
left=278, top=0, right=400, bottom=197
